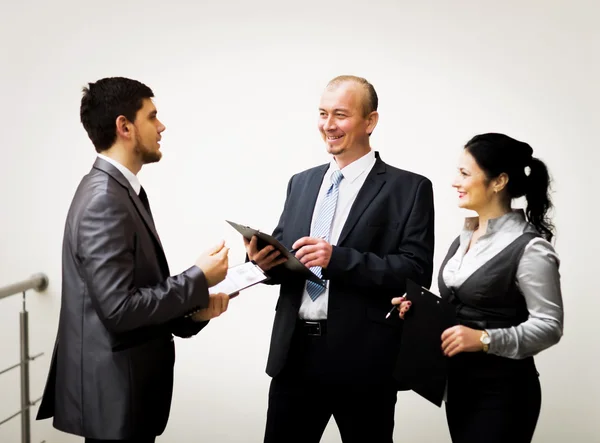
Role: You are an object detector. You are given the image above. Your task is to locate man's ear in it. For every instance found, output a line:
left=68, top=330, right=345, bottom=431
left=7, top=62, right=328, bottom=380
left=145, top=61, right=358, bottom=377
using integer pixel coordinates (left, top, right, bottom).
left=366, top=111, right=379, bottom=136
left=115, top=115, right=132, bottom=140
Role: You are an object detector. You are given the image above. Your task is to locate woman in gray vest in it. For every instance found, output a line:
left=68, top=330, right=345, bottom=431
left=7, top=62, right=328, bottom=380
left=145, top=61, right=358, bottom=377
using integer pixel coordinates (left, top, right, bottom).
left=395, top=133, right=564, bottom=442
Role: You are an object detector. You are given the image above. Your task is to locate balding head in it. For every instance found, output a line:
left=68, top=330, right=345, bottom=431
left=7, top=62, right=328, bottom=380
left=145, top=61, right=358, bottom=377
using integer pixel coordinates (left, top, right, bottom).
left=326, top=75, right=378, bottom=118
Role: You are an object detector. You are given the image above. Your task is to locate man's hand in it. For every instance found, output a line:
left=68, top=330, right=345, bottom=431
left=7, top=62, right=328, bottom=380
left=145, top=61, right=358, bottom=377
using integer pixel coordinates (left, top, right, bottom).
left=195, top=241, right=229, bottom=287
left=192, top=292, right=230, bottom=322
left=244, top=235, right=287, bottom=271
left=293, top=237, right=332, bottom=268
left=441, top=325, right=484, bottom=357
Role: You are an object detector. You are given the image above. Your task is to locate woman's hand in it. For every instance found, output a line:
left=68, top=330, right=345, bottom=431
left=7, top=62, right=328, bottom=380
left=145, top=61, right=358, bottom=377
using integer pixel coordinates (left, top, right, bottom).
left=441, top=325, right=484, bottom=357
left=391, top=296, right=412, bottom=319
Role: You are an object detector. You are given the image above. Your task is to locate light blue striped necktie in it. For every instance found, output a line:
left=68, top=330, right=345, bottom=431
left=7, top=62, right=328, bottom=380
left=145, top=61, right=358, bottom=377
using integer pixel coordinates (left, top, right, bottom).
left=306, top=170, right=344, bottom=301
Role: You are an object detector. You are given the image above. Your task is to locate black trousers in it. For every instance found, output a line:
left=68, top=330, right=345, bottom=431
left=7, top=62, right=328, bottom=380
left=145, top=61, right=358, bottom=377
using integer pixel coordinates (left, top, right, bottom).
left=85, top=438, right=155, bottom=443
left=264, top=322, right=397, bottom=443
left=445, top=368, right=542, bottom=443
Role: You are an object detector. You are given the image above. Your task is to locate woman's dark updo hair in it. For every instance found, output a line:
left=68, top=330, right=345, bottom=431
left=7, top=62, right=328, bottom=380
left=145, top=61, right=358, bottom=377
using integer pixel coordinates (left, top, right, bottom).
left=465, top=133, right=555, bottom=242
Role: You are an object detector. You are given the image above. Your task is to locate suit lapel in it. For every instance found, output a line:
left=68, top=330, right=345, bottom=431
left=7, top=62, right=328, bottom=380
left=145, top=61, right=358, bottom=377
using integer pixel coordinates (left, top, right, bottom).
left=127, top=188, right=165, bottom=250
left=92, top=158, right=165, bottom=252
left=295, top=164, right=329, bottom=239
left=337, top=155, right=387, bottom=246
left=132, top=187, right=169, bottom=276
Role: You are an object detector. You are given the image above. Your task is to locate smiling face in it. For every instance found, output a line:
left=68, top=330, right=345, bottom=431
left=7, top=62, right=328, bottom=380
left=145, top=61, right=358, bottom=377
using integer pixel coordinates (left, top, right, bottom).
left=452, top=149, right=496, bottom=212
left=318, top=81, right=378, bottom=160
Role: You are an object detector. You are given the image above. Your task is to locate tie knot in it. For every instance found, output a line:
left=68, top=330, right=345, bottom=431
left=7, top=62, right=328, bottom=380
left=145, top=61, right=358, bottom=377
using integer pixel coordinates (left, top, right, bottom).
left=331, top=170, right=344, bottom=186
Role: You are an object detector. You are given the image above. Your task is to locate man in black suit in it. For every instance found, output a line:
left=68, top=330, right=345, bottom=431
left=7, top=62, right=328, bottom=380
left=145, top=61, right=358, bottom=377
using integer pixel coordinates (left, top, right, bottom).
left=36, top=77, right=231, bottom=443
left=245, top=75, right=435, bottom=443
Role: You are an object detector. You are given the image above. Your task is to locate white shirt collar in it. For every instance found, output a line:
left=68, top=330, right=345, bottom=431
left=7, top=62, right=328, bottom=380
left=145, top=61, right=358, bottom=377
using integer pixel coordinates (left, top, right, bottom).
left=97, top=154, right=141, bottom=194
left=328, top=149, right=376, bottom=184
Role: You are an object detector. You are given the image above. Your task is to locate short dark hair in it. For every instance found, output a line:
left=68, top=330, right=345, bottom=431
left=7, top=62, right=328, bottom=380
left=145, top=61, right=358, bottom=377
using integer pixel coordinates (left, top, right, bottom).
left=465, top=133, right=555, bottom=241
left=327, top=75, right=378, bottom=117
left=80, top=77, right=154, bottom=152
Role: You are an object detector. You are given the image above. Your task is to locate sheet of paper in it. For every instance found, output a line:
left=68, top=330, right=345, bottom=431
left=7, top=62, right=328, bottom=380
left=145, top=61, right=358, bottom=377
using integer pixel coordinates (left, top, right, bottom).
left=209, top=261, right=267, bottom=296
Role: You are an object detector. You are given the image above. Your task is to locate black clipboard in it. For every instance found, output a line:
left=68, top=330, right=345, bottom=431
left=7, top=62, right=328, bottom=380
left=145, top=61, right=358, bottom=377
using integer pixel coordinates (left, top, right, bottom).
left=394, top=279, right=456, bottom=407
left=226, top=220, right=326, bottom=287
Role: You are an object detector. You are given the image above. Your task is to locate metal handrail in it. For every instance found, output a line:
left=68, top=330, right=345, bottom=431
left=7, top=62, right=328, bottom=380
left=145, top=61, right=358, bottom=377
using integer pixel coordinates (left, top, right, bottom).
left=0, top=273, right=49, bottom=443
left=0, top=273, right=48, bottom=301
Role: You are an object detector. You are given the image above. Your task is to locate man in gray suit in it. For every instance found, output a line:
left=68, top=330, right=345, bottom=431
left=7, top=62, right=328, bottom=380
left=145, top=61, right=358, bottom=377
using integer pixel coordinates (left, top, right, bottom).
left=37, top=77, right=230, bottom=442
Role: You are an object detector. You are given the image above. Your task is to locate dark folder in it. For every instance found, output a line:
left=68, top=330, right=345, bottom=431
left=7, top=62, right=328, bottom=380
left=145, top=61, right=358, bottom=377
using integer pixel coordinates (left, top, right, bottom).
left=225, top=220, right=326, bottom=287
left=394, top=279, right=456, bottom=407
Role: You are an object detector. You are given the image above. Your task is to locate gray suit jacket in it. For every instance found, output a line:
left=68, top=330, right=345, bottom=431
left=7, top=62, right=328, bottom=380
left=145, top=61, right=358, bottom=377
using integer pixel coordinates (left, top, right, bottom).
left=37, top=158, right=210, bottom=440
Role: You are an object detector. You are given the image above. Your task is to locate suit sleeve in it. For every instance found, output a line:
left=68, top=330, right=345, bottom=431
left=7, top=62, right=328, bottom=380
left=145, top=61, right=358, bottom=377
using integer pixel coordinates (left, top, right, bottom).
left=322, top=178, right=435, bottom=292
left=169, top=317, right=209, bottom=338
left=78, top=192, right=210, bottom=334
left=254, top=175, right=299, bottom=285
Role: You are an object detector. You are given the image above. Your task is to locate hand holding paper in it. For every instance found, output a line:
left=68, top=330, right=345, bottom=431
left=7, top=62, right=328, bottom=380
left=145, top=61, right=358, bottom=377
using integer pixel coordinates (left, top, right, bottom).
left=209, top=261, right=268, bottom=298
left=192, top=292, right=229, bottom=322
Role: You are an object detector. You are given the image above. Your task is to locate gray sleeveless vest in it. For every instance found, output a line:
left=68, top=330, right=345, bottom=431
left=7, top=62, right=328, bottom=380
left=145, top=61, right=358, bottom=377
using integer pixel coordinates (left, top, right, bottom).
left=438, top=232, right=540, bottom=378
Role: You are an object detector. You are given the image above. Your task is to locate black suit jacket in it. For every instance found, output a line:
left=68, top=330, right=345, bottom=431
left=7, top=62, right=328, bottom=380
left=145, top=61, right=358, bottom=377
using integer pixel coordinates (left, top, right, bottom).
left=265, top=152, right=435, bottom=385
left=37, top=158, right=210, bottom=440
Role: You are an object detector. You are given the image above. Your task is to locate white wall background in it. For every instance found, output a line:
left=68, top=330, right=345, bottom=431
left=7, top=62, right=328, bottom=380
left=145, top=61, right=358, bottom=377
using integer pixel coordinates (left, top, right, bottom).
left=1, top=0, right=598, bottom=442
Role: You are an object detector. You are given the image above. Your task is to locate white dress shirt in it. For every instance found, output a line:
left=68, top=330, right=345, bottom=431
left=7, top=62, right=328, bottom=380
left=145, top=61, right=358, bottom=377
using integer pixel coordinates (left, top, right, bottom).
left=298, top=150, right=377, bottom=320
left=97, top=154, right=141, bottom=194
